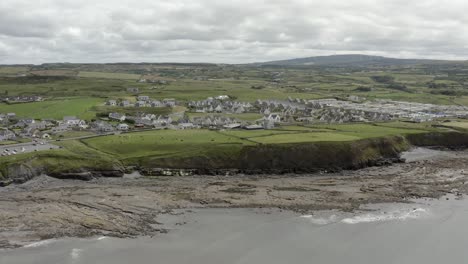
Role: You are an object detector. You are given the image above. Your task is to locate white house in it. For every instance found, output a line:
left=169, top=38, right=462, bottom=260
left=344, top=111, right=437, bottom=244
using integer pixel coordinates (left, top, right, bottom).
left=265, top=113, right=282, bottom=123
left=223, top=123, right=241, bottom=129
left=120, top=100, right=131, bottom=107
left=127, top=87, right=139, bottom=93
left=137, top=95, right=150, bottom=101
left=51, top=124, right=70, bottom=134
left=178, top=123, right=195, bottom=130
left=116, top=123, right=129, bottom=131
left=109, top=112, right=126, bottom=121
left=135, top=101, right=147, bottom=107
left=150, top=100, right=163, bottom=107
left=163, top=98, right=176, bottom=107
left=215, top=95, right=230, bottom=100
left=63, top=116, right=87, bottom=129
left=63, top=116, right=81, bottom=126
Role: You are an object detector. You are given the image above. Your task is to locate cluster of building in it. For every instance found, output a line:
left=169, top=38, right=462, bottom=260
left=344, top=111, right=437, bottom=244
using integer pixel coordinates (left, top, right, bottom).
left=138, top=79, right=170, bottom=84
left=1, top=96, right=43, bottom=103
left=0, top=114, right=89, bottom=141
left=106, top=96, right=177, bottom=108
left=191, top=115, right=240, bottom=128
left=178, top=114, right=278, bottom=130
left=188, top=96, right=253, bottom=114
left=187, top=96, right=468, bottom=126
left=108, top=112, right=173, bottom=129
left=255, top=99, right=308, bottom=117
left=4, top=94, right=468, bottom=144
left=304, top=98, right=468, bottom=123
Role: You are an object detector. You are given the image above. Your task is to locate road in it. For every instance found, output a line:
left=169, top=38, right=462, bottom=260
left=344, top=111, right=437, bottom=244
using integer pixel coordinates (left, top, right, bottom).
left=0, top=140, right=60, bottom=156
left=0, top=129, right=164, bottom=156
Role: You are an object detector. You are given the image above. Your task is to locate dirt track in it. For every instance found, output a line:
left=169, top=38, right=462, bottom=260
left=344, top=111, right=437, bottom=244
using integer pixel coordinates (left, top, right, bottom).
left=1, top=148, right=467, bottom=248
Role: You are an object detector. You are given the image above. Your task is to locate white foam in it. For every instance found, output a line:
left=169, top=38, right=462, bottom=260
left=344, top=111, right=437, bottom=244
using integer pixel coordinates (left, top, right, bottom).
left=300, top=215, right=313, bottom=218
left=341, top=208, right=428, bottom=224
left=97, top=236, right=107, bottom=241
left=23, top=239, right=56, bottom=248
left=71, top=248, right=83, bottom=260
left=301, top=214, right=338, bottom=225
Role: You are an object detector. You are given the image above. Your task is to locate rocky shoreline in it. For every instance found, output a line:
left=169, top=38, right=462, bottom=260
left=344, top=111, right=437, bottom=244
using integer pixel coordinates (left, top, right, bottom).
left=1, top=147, right=468, bottom=249
left=0, top=157, right=405, bottom=186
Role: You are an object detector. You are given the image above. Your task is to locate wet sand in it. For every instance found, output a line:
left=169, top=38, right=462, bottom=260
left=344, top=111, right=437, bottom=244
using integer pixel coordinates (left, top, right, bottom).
left=1, top=147, right=468, bottom=249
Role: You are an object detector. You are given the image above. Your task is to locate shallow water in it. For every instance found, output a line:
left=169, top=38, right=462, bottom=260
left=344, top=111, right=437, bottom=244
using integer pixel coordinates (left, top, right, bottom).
left=400, top=147, right=463, bottom=163
left=2, top=196, right=468, bottom=264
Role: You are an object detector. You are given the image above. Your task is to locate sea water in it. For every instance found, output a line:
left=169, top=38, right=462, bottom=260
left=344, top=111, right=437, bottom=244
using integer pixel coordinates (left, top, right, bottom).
left=2, top=196, right=468, bottom=264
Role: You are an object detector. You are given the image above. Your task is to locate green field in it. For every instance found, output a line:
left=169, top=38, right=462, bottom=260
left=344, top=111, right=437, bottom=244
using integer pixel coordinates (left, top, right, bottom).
left=248, top=132, right=361, bottom=144
left=52, top=130, right=97, bottom=139
left=220, top=129, right=297, bottom=139
left=222, top=123, right=428, bottom=144
left=76, top=123, right=431, bottom=163
left=0, top=66, right=29, bottom=75
left=82, top=129, right=254, bottom=163
left=0, top=139, right=121, bottom=178
left=78, top=71, right=142, bottom=80
left=308, top=123, right=429, bottom=138
left=443, top=121, right=468, bottom=131
left=0, top=97, right=102, bottom=119
left=0, top=141, right=17, bottom=145
left=91, top=105, right=172, bottom=116
left=0, top=62, right=467, bottom=108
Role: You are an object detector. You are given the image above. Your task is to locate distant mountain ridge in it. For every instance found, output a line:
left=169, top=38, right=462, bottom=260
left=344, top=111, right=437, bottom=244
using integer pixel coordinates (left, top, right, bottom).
left=253, top=54, right=454, bottom=67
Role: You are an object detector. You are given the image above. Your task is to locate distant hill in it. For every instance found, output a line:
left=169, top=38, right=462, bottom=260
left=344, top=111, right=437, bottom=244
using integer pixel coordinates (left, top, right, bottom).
left=253, top=54, right=450, bottom=67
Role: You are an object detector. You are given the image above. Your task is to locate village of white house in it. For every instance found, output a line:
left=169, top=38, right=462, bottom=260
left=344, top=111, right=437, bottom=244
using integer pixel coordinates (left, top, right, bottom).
left=2, top=86, right=468, bottom=156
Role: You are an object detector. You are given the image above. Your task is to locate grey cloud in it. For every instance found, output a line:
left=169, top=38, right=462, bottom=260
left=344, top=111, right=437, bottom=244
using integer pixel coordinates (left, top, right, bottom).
left=0, top=0, right=467, bottom=64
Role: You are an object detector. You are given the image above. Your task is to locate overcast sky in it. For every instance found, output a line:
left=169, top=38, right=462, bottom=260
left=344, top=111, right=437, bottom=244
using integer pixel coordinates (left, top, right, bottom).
left=0, top=0, right=467, bottom=64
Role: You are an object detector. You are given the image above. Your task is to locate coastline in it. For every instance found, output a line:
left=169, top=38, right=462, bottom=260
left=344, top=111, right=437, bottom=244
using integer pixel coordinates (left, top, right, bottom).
left=3, top=131, right=468, bottom=186
left=1, top=147, right=468, bottom=249
left=2, top=195, right=468, bottom=264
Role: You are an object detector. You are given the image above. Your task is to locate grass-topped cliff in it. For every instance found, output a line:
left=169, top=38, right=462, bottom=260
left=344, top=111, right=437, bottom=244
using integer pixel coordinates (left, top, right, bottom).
left=2, top=122, right=463, bottom=184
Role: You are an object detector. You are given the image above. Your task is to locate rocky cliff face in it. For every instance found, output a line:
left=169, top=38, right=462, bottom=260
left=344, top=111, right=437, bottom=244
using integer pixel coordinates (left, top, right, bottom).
left=237, top=136, right=408, bottom=172
left=142, top=136, right=410, bottom=174
left=1, top=163, right=43, bottom=186
left=0, top=158, right=124, bottom=186
left=406, top=132, right=468, bottom=149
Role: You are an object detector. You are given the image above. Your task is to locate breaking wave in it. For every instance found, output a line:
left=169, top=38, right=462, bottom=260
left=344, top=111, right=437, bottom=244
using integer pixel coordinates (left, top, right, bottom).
left=301, top=208, right=429, bottom=225
left=300, top=214, right=338, bottom=225
left=23, top=239, right=56, bottom=248
left=341, top=208, right=428, bottom=224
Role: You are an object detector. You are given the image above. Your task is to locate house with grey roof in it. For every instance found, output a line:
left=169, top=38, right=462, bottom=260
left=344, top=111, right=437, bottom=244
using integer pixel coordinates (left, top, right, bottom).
left=137, top=95, right=150, bottom=102
left=150, top=100, right=164, bottom=108
left=135, top=101, right=147, bottom=107
left=116, top=123, right=130, bottom=131
left=127, top=87, right=139, bottom=93
left=91, top=121, right=114, bottom=133
left=120, top=100, right=132, bottom=107
left=163, top=98, right=176, bottom=107
left=0, top=129, right=16, bottom=141
left=109, top=112, right=126, bottom=121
